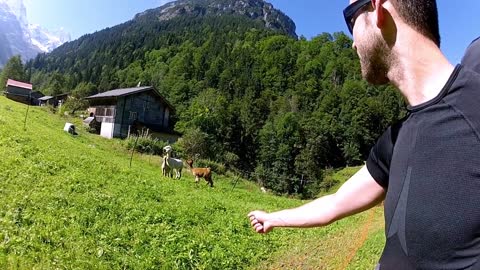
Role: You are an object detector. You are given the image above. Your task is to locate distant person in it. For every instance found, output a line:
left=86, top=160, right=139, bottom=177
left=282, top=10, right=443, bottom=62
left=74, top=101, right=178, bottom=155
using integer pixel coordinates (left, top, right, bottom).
left=462, top=37, right=480, bottom=73
left=248, top=0, right=480, bottom=269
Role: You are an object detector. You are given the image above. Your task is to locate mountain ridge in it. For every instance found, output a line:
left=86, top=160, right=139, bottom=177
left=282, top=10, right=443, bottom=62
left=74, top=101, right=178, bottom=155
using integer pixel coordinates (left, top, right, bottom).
left=133, top=0, right=297, bottom=38
left=29, top=0, right=298, bottom=79
left=0, top=0, right=70, bottom=67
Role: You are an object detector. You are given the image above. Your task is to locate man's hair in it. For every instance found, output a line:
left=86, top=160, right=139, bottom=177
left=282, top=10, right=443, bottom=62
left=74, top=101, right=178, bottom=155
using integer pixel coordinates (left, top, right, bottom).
left=390, top=0, right=441, bottom=47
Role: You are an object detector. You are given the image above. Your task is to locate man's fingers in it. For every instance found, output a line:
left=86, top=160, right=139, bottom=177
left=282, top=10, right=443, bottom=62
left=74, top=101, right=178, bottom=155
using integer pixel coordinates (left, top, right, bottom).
left=249, top=211, right=268, bottom=233
left=254, top=223, right=264, bottom=232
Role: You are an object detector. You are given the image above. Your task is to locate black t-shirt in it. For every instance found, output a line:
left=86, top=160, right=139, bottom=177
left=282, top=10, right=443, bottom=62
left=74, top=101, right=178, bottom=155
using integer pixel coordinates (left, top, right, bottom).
left=367, top=65, right=480, bottom=269
left=462, top=37, right=480, bottom=74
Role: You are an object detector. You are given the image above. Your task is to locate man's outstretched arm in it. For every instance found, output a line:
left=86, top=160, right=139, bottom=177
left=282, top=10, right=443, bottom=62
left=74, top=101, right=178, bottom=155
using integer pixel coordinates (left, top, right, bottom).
left=248, top=165, right=385, bottom=233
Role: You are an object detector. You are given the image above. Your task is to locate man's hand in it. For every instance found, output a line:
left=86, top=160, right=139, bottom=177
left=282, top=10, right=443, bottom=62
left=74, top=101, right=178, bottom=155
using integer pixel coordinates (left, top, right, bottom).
left=248, top=210, right=274, bottom=234
left=247, top=166, right=385, bottom=234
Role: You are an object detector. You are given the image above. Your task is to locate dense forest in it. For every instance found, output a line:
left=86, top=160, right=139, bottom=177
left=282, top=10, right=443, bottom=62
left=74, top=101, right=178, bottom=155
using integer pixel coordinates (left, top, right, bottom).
left=1, top=9, right=406, bottom=198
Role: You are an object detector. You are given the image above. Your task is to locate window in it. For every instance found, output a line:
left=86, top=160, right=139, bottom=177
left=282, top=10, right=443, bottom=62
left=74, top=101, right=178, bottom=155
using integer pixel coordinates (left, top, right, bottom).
left=129, top=111, right=137, bottom=120
left=95, top=106, right=115, bottom=117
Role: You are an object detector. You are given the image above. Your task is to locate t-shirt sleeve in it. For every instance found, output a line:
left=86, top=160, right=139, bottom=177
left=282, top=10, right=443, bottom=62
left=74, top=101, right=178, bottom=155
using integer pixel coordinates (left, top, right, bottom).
left=367, top=125, right=397, bottom=189
left=461, top=37, right=480, bottom=73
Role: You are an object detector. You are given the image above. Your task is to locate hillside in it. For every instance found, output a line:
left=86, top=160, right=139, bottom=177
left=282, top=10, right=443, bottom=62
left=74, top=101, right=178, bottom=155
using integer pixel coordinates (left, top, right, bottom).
left=24, top=30, right=405, bottom=199
left=0, top=96, right=384, bottom=268
left=29, top=0, right=295, bottom=79
left=15, top=0, right=408, bottom=199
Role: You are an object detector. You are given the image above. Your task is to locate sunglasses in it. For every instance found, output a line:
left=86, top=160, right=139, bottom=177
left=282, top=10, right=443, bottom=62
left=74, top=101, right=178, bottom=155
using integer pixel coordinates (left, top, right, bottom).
left=343, top=0, right=371, bottom=34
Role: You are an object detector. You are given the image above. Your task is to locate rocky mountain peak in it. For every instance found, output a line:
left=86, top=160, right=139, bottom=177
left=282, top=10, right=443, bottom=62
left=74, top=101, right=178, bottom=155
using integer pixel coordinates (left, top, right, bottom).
left=0, top=0, right=70, bottom=67
left=135, top=0, right=297, bottom=38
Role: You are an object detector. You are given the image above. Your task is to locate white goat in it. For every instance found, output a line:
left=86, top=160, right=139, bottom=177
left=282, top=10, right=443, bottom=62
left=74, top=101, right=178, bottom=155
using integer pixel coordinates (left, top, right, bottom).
left=161, top=155, right=172, bottom=177
left=163, top=145, right=173, bottom=154
left=165, top=152, right=183, bottom=179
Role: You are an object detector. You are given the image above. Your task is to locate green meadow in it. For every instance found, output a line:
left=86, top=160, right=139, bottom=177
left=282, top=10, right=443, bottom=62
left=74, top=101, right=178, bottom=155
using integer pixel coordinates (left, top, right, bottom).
left=0, top=96, right=384, bottom=269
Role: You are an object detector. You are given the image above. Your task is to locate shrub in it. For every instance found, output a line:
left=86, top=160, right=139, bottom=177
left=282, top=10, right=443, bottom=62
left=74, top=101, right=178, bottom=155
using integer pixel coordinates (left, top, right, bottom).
left=124, top=130, right=169, bottom=155
left=194, top=159, right=226, bottom=175
left=223, top=151, right=239, bottom=169
left=175, top=128, right=209, bottom=159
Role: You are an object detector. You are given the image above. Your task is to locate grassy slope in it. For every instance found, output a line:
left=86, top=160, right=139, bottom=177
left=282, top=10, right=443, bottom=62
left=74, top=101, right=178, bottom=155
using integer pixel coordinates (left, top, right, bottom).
left=0, top=96, right=384, bottom=269
left=253, top=168, right=385, bottom=270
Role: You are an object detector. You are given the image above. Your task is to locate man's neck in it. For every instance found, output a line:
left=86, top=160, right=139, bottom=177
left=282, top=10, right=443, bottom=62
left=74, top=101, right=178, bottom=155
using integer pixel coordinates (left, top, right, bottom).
left=387, top=33, right=455, bottom=107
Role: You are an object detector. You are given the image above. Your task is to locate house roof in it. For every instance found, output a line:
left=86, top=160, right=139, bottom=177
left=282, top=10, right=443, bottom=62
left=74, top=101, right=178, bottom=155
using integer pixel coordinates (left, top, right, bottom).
left=6, top=79, right=33, bottom=90
left=86, top=86, right=153, bottom=99
left=86, top=86, right=175, bottom=111
left=38, top=96, right=54, bottom=101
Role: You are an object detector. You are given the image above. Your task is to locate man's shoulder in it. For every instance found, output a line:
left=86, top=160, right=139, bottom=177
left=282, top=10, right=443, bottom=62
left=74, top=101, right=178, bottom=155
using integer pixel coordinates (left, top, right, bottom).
left=445, top=66, right=480, bottom=133
left=447, top=66, right=480, bottom=96
left=461, top=36, right=480, bottom=73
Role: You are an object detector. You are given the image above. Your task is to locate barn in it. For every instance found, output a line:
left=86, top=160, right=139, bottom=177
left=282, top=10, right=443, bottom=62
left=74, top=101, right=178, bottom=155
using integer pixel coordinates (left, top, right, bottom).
left=85, top=86, right=178, bottom=141
left=3, top=79, right=46, bottom=105
left=39, top=94, right=69, bottom=107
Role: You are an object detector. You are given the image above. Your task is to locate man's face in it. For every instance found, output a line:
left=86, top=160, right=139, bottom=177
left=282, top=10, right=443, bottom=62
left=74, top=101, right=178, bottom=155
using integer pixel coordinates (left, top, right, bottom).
left=344, top=0, right=390, bottom=85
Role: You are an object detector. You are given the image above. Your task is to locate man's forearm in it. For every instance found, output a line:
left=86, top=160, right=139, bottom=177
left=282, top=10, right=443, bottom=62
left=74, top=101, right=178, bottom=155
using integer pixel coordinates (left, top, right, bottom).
left=266, top=194, right=337, bottom=228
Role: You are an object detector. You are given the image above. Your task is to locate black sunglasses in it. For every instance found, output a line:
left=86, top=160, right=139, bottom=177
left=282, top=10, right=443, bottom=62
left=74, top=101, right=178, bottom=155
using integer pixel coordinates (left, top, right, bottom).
left=343, top=0, right=371, bottom=34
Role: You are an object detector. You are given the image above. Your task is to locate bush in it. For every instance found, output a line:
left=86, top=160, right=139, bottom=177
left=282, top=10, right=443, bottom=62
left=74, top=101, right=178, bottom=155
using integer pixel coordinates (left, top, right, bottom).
left=175, top=128, right=209, bottom=158
left=300, top=178, right=324, bottom=199
left=124, top=130, right=170, bottom=155
left=253, top=165, right=326, bottom=199
left=223, top=151, right=240, bottom=169
left=193, top=159, right=226, bottom=175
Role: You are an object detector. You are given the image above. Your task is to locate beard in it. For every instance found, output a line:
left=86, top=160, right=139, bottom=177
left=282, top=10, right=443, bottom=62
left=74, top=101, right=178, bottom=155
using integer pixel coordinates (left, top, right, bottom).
left=358, top=33, right=392, bottom=85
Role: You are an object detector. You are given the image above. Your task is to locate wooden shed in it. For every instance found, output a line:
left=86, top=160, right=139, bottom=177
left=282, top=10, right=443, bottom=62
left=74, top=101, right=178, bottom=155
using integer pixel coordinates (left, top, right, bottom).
left=38, top=94, right=69, bottom=107
left=4, top=79, right=34, bottom=105
left=85, top=86, right=177, bottom=141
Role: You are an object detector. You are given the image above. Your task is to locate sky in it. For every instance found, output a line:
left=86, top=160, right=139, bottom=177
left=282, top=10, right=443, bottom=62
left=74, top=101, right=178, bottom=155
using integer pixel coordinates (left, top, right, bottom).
left=22, top=0, right=480, bottom=64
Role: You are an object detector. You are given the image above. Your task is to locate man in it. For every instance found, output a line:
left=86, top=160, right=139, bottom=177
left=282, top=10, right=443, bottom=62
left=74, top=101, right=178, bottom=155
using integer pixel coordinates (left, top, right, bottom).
left=248, top=0, right=480, bottom=269
left=462, top=37, right=480, bottom=73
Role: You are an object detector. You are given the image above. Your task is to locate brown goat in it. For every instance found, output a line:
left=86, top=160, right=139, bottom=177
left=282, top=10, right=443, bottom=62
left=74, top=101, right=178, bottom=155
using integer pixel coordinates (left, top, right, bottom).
left=186, top=159, right=213, bottom=187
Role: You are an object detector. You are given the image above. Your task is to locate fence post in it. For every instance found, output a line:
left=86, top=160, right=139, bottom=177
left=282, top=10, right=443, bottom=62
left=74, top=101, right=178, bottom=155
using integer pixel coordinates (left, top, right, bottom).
left=129, top=135, right=139, bottom=168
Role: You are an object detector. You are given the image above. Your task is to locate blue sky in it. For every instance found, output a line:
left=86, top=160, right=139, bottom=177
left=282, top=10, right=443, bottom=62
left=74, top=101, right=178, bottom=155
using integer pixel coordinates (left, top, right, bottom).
left=24, top=0, right=480, bottom=64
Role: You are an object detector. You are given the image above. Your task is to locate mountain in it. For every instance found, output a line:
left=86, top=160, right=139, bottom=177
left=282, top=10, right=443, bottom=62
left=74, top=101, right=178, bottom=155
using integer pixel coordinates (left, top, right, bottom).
left=0, top=0, right=70, bottom=67
left=29, top=0, right=297, bottom=85
left=135, top=0, right=297, bottom=38
left=28, top=24, right=71, bottom=53
left=0, top=1, right=38, bottom=67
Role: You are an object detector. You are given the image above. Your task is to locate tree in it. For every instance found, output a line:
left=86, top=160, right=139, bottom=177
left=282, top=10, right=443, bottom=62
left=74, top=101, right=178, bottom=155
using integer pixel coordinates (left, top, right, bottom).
left=20, top=14, right=407, bottom=197
left=62, top=82, right=98, bottom=114
left=0, top=55, right=26, bottom=92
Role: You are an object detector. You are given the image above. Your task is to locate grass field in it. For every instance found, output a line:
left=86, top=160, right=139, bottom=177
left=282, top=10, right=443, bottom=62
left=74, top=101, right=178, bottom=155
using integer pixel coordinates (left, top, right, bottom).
left=0, top=96, right=384, bottom=269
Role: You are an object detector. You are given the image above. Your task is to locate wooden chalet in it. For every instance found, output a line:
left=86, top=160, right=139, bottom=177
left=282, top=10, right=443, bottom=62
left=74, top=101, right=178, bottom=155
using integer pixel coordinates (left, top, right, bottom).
left=85, top=86, right=178, bottom=141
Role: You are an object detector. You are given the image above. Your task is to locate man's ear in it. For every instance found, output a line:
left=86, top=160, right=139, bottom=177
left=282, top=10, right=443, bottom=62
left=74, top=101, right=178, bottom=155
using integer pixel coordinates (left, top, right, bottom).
left=372, top=0, right=385, bottom=29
